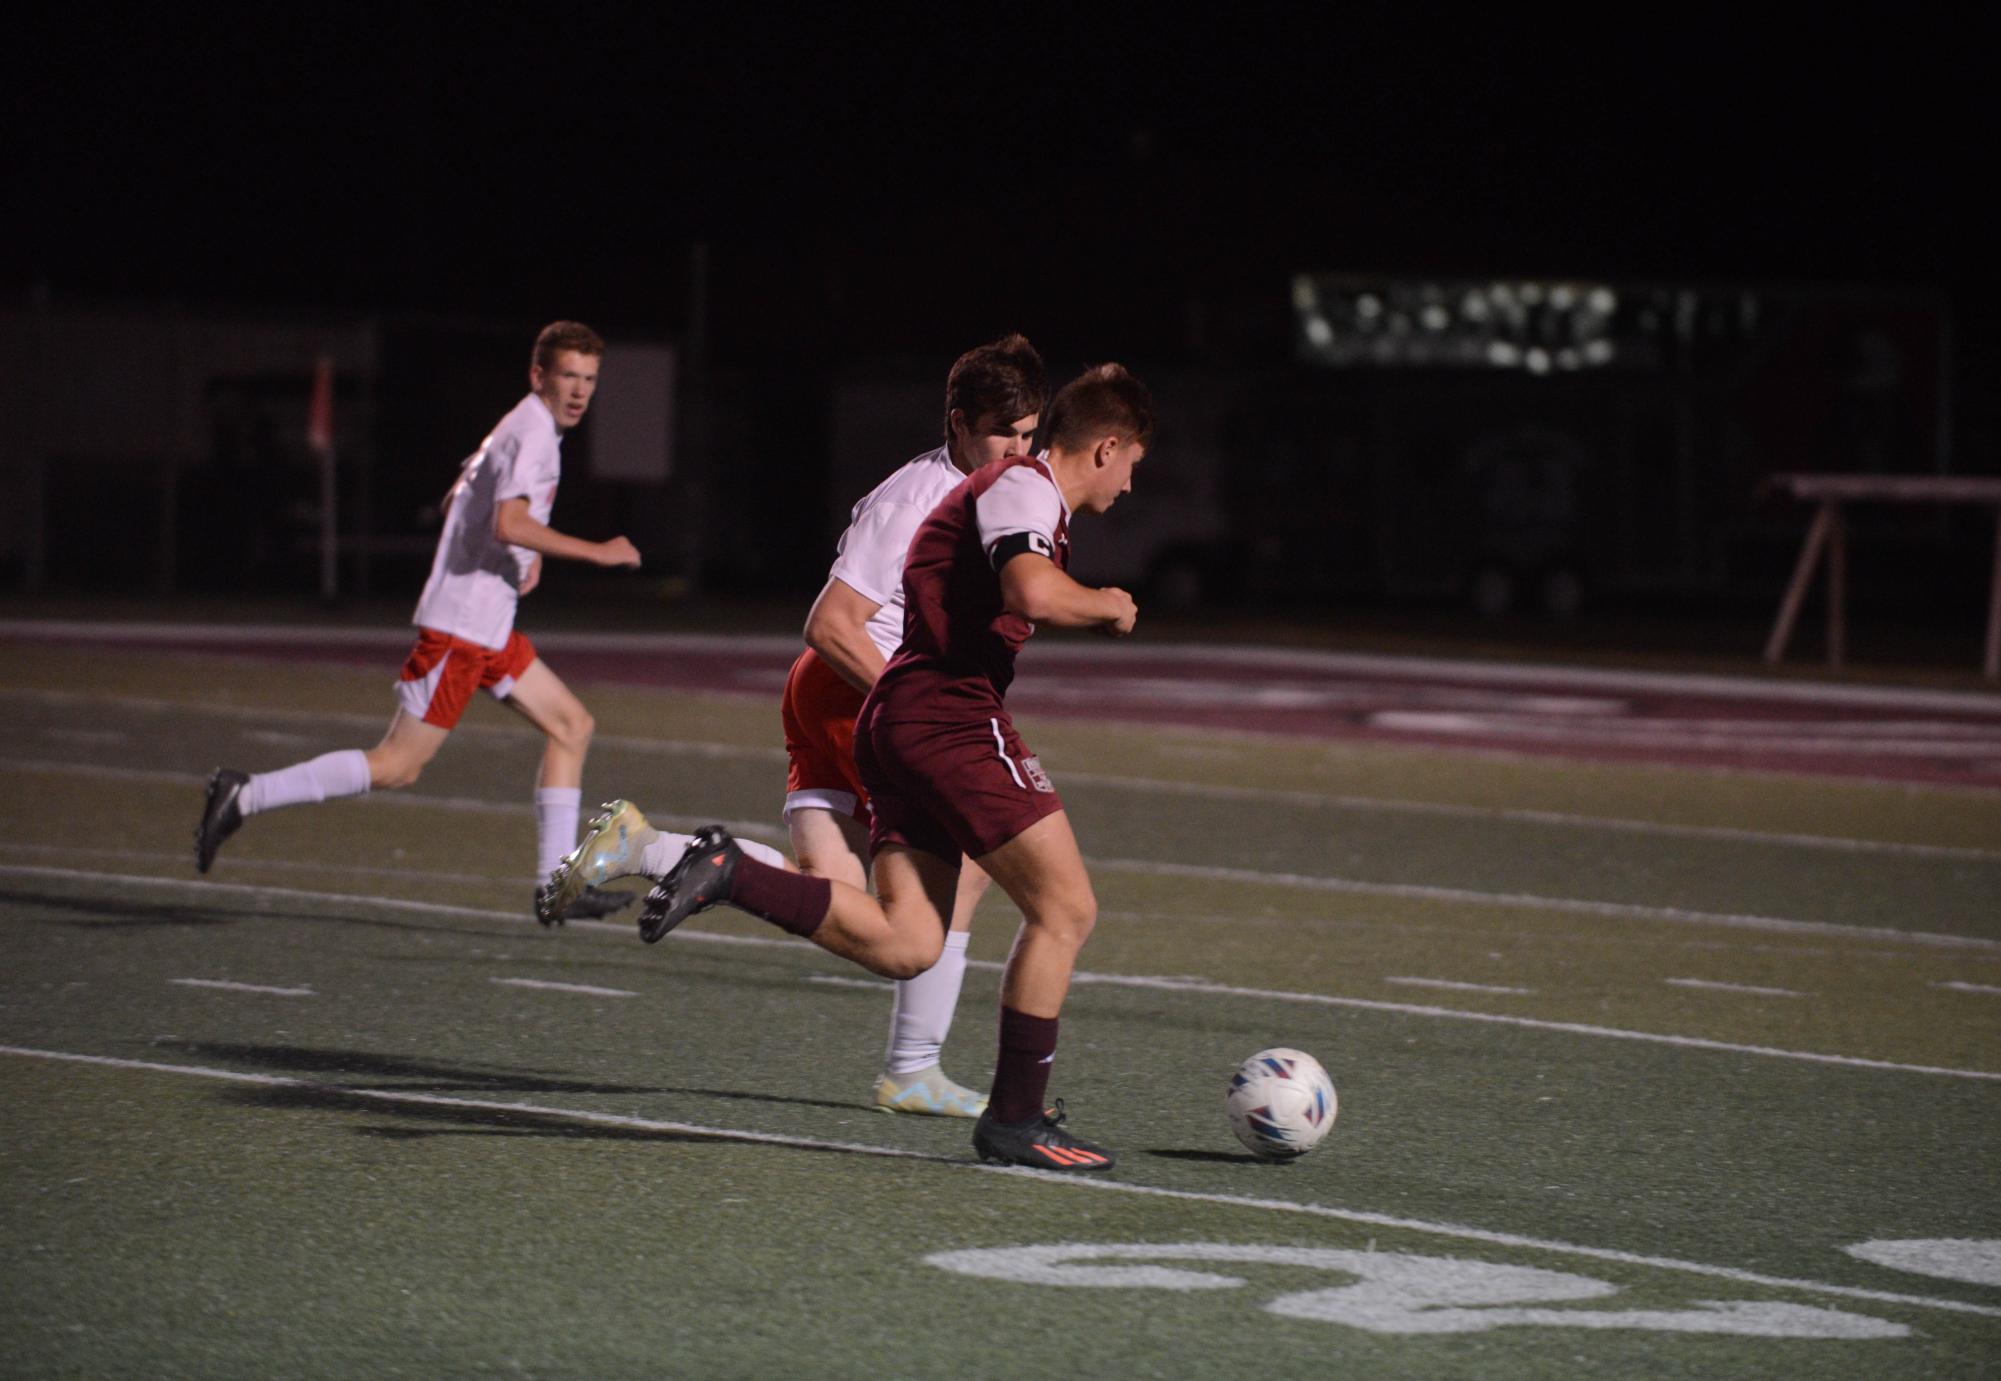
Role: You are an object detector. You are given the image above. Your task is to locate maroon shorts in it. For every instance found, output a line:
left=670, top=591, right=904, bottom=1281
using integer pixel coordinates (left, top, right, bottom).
left=856, top=706, right=1064, bottom=864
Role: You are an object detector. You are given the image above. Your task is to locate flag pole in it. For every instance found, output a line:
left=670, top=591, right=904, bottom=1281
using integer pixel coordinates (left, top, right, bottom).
left=308, top=355, right=337, bottom=603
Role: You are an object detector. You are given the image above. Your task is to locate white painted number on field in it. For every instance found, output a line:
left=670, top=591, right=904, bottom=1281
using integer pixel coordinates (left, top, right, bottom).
left=1845, top=1238, right=2001, bottom=1287
left=925, top=1244, right=1907, bottom=1339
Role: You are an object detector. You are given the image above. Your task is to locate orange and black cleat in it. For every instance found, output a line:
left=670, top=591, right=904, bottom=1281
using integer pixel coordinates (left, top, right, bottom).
left=637, top=824, right=740, bottom=943
left=972, top=1100, right=1116, bottom=1172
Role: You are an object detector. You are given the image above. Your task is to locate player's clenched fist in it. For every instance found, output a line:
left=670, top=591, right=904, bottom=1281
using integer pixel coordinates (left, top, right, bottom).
left=596, top=536, right=642, bottom=568
left=1098, top=586, right=1137, bottom=637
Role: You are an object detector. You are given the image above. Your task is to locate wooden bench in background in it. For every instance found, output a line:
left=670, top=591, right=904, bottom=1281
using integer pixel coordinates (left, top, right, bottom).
left=1762, top=473, right=2001, bottom=680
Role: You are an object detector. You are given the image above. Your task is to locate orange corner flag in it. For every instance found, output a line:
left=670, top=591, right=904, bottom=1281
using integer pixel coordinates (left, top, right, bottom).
left=306, top=356, right=335, bottom=453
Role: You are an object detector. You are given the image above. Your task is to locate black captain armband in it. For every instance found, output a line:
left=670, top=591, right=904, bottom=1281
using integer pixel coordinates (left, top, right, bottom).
left=989, top=530, right=1056, bottom=573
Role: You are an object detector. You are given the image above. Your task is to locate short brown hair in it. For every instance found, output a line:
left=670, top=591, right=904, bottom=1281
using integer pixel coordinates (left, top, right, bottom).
left=942, top=333, right=1047, bottom=438
left=1042, top=363, right=1155, bottom=454
left=533, top=320, right=606, bottom=371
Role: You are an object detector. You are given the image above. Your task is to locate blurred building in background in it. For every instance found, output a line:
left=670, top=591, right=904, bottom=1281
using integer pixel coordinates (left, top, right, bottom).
left=0, top=276, right=1975, bottom=631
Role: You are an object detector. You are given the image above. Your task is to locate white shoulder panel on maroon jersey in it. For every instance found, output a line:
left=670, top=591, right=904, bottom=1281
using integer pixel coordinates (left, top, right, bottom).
left=975, top=463, right=1066, bottom=558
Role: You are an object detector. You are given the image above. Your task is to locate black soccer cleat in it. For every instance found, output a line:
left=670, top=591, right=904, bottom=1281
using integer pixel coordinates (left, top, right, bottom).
left=637, top=824, right=740, bottom=944
left=533, top=883, right=636, bottom=927
left=194, top=768, right=250, bottom=873
left=972, top=1100, right=1116, bottom=1172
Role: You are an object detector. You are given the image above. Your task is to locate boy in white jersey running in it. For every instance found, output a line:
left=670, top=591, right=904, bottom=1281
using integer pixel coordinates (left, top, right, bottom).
left=633, top=364, right=1152, bottom=1171
left=194, top=321, right=643, bottom=922
left=542, top=335, right=1046, bottom=1115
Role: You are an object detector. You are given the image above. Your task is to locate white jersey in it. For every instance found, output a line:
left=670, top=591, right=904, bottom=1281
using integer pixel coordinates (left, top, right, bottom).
left=825, top=444, right=970, bottom=660
left=411, top=392, right=564, bottom=649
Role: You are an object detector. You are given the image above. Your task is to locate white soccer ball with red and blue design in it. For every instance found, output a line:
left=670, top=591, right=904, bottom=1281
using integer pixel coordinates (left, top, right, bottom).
left=1225, top=1047, right=1337, bottom=1160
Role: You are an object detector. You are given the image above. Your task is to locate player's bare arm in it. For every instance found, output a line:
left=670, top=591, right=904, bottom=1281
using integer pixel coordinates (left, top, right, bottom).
left=801, top=577, right=888, bottom=692
left=494, top=498, right=641, bottom=567
left=999, top=552, right=1138, bottom=635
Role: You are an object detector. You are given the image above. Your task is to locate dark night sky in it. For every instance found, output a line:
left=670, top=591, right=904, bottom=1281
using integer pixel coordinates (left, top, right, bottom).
left=12, top=6, right=1989, bottom=362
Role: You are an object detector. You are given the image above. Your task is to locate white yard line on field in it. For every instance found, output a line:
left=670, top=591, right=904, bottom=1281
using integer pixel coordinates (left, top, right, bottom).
left=492, top=977, right=637, bottom=998
left=170, top=978, right=314, bottom=997
left=1092, top=856, right=2001, bottom=953
left=1665, top=977, right=1809, bottom=998
left=1384, top=976, right=1535, bottom=996
left=3, top=863, right=1997, bottom=1083
left=6, top=688, right=1996, bottom=863
left=3, top=1041, right=1997, bottom=1322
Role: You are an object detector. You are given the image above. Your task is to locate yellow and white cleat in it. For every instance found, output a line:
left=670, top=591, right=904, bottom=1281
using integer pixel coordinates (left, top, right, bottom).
left=872, top=1066, right=989, bottom=1118
left=538, top=800, right=652, bottom=927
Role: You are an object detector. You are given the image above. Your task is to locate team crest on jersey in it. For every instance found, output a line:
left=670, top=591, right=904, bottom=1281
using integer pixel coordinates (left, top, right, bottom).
left=1021, top=755, right=1055, bottom=793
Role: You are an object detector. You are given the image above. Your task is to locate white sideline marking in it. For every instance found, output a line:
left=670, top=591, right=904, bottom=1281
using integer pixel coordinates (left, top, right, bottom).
left=806, top=975, right=893, bottom=991
left=170, top=978, right=314, bottom=997
left=4, top=864, right=1998, bottom=1082
left=1059, top=768, right=2001, bottom=864
left=1934, top=981, right=2001, bottom=996
left=1385, top=977, right=1534, bottom=996
left=3, top=841, right=1980, bottom=976
left=1093, top=856, right=2001, bottom=954
left=492, top=978, right=636, bottom=998
left=16, top=751, right=1992, bottom=948
left=1371, top=710, right=2001, bottom=760
left=1066, top=971, right=2001, bottom=1082
left=3, top=1041, right=1997, bottom=1322
left=1666, top=978, right=1808, bottom=998
left=8, top=690, right=1999, bottom=864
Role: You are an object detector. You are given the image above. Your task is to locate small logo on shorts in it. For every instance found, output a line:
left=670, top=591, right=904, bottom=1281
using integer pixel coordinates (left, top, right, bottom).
left=1021, top=755, right=1055, bottom=793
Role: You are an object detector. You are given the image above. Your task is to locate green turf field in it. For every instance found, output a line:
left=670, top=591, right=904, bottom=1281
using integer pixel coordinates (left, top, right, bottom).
left=4, top=641, right=2000, bottom=1377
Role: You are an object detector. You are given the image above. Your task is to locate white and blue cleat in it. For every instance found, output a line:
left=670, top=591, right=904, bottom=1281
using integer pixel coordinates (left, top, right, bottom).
left=872, top=1066, right=989, bottom=1118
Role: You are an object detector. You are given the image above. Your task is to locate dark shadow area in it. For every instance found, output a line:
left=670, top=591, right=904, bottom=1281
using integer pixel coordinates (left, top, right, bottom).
left=219, top=1081, right=962, bottom=1162
left=154, top=1039, right=658, bottom=1096
left=1146, top=1148, right=1280, bottom=1166
left=156, top=1038, right=865, bottom=1112
left=6, top=887, right=235, bottom=929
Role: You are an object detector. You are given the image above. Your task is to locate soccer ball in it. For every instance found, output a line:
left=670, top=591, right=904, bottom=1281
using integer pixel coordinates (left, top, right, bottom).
left=1225, top=1047, right=1337, bottom=1161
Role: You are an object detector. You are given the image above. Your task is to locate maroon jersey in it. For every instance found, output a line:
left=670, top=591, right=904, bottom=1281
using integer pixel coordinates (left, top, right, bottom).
left=867, top=455, right=1071, bottom=721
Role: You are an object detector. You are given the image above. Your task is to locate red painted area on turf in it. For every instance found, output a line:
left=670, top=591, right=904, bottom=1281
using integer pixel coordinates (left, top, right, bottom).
left=15, top=629, right=2001, bottom=789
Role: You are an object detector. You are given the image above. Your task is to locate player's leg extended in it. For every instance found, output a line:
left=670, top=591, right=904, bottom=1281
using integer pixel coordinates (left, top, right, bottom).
left=498, top=659, right=596, bottom=872
left=964, top=809, right=1117, bottom=1169
left=829, top=843, right=957, bottom=976
left=499, top=659, right=636, bottom=921
left=977, top=811, right=1096, bottom=1020
left=787, top=806, right=871, bottom=890
left=501, top=658, right=594, bottom=792
left=364, top=710, right=452, bottom=788
left=639, top=830, right=953, bottom=980
left=543, top=799, right=788, bottom=925
left=194, top=712, right=436, bottom=874
left=874, top=857, right=989, bottom=1116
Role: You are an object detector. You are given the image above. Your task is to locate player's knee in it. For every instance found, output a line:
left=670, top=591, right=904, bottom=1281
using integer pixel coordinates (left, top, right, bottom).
left=1030, top=895, right=1097, bottom=949
left=880, top=933, right=945, bottom=982
left=369, top=755, right=422, bottom=790
left=547, top=705, right=594, bottom=754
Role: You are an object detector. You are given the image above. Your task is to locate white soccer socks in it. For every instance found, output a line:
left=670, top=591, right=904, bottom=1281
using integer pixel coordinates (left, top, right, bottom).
left=239, top=750, right=371, bottom=816
left=884, top=929, right=972, bottom=1075
left=640, top=830, right=785, bottom=875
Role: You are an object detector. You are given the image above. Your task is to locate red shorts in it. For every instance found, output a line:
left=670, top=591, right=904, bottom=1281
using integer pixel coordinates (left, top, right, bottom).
left=394, top=627, right=537, bottom=729
left=856, top=703, right=1064, bottom=864
left=780, top=648, right=871, bottom=824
